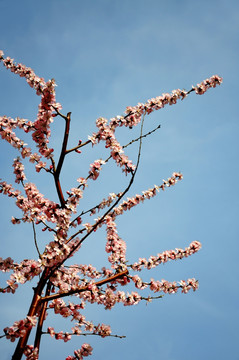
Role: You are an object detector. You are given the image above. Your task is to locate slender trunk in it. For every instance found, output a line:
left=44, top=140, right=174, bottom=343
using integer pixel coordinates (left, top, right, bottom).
left=34, top=283, right=51, bottom=354
left=12, top=269, right=49, bottom=360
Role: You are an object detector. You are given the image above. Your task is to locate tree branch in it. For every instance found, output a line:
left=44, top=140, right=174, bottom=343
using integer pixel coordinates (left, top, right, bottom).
left=34, top=282, right=52, bottom=353
left=11, top=269, right=50, bottom=360
left=40, top=269, right=129, bottom=303
left=53, top=112, right=71, bottom=208
left=32, top=221, right=42, bottom=259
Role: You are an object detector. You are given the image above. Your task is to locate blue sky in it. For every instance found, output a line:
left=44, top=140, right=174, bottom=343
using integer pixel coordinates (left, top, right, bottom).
left=0, top=0, right=238, bottom=359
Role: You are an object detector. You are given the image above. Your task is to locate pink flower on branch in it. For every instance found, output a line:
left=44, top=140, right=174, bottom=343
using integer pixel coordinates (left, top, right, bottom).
left=88, top=118, right=136, bottom=175
left=193, top=75, right=223, bottom=95
left=66, top=343, right=93, bottom=360
left=110, top=172, right=183, bottom=219
left=0, top=53, right=46, bottom=94
left=109, top=75, right=222, bottom=131
left=88, top=159, right=105, bottom=180
left=23, top=345, right=39, bottom=360
left=4, top=316, right=37, bottom=342
left=130, top=241, right=202, bottom=271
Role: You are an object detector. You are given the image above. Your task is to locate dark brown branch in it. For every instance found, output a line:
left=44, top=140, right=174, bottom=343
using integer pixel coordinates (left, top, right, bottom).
left=53, top=112, right=71, bottom=207
left=34, top=282, right=51, bottom=353
left=11, top=269, right=50, bottom=360
left=55, top=112, right=71, bottom=178
left=40, top=269, right=128, bottom=302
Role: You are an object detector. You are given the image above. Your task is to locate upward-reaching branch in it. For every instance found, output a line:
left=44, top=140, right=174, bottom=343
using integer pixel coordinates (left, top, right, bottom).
left=53, top=112, right=71, bottom=207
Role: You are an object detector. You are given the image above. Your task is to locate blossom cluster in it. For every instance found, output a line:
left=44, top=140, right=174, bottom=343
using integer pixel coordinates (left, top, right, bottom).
left=105, top=216, right=127, bottom=267
left=65, top=187, right=84, bottom=213
left=0, top=257, right=42, bottom=293
left=0, top=115, right=48, bottom=173
left=41, top=237, right=81, bottom=268
left=4, top=316, right=37, bottom=342
left=88, top=117, right=136, bottom=175
left=88, top=159, right=106, bottom=180
left=150, top=277, right=199, bottom=294
left=2, top=179, right=72, bottom=233
left=31, top=79, right=60, bottom=158
left=193, top=75, right=223, bottom=95
left=130, top=240, right=202, bottom=271
left=13, top=157, right=27, bottom=184
left=0, top=115, right=31, bottom=151
left=109, top=75, right=222, bottom=131
left=66, top=343, right=93, bottom=360
left=0, top=51, right=45, bottom=94
left=23, top=345, right=39, bottom=360
left=110, top=172, right=183, bottom=219
left=0, top=51, right=62, bottom=159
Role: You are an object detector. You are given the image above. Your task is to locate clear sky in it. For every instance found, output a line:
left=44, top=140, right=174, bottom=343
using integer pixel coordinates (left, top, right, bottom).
left=0, top=1, right=238, bottom=359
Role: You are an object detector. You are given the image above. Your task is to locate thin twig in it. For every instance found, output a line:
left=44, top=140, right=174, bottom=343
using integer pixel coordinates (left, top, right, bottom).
left=42, top=331, right=126, bottom=339
left=123, top=123, right=161, bottom=149
left=32, top=221, right=42, bottom=259
left=53, top=112, right=72, bottom=208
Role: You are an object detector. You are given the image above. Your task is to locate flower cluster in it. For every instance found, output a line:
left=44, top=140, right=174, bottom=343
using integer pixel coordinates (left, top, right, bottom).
left=66, top=188, right=84, bottom=213
left=132, top=275, right=199, bottom=294
left=32, top=79, right=60, bottom=158
left=66, top=343, right=93, bottom=360
left=110, top=172, right=183, bottom=219
left=0, top=51, right=62, bottom=158
left=8, top=259, right=42, bottom=285
left=109, top=75, right=222, bottom=131
left=0, top=115, right=49, bottom=173
left=41, top=237, right=81, bottom=268
left=0, top=257, right=42, bottom=293
left=0, top=115, right=30, bottom=150
left=150, top=278, right=199, bottom=294
left=0, top=256, right=14, bottom=272
left=130, top=241, right=202, bottom=271
left=12, top=157, right=26, bottom=184
left=49, top=299, right=85, bottom=321
left=4, top=316, right=37, bottom=342
left=7, top=181, right=73, bottom=233
left=89, top=117, right=136, bottom=175
left=105, top=216, right=126, bottom=267
left=0, top=51, right=45, bottom=94
left=88, top=159, right=105, bottom=180
left=193, top=75, right=223, bottom=95
left=23, top=345, right=39, bottom=360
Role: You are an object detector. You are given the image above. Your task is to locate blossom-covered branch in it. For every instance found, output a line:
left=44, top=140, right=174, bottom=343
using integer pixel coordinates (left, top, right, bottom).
left=0, top=49, right=222, bottom=360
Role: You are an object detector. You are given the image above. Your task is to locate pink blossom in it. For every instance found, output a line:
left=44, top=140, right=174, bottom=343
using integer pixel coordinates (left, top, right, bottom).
left=88, top=159, right=105, bottom=180
left=23, top=345, right=39, bottom=360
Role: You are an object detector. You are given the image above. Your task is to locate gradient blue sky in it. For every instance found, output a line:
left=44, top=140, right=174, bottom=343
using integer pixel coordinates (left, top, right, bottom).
left=0, top=1, right=238, bottom=359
